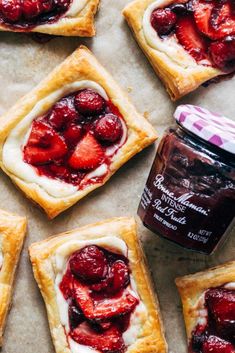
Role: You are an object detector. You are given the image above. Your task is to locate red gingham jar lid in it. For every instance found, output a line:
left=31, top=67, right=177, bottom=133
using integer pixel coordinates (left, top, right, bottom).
left=174, top=105, right=235, bottom=155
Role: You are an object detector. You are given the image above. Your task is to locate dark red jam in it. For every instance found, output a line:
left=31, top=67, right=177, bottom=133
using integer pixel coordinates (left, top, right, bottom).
left=23, top=89, right=126, bottom=189
left=190, top=286, right=235, bottom=353
left=138, top=125, right=235, bottom=254
left=150, top=0, right=235, bottom=71
left=59, top=245, right=139, bottom=353
left=0, top=0, right=72, bottom=31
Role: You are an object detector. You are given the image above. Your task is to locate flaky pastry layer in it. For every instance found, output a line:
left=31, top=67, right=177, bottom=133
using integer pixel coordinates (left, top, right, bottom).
left=0, top=209, right=27, bottom=346
left=123, top=0, right=222, bottom=100
left=29, top=217, right=167, bottom=353
left=175, top=261, right=235, bottom=341
left=0, top=0, right=100, bottom=36
left=0, top=46, right=157, bottom=218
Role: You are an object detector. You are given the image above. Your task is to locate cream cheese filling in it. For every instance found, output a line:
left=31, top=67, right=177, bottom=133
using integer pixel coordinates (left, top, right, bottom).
left=53, top=236, right=147, bottom=353
left=65, top=0, right=89, bottom=17
left=142, top=0, right=211, bottom=68
left=2, top=80, right=127, bottom=199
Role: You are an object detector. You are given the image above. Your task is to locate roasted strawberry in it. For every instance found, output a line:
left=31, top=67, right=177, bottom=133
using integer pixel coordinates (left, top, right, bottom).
left=91, top=260, right=130, bottom=295
left=194, top=0, right=235, bottom=40
left=150, top=8, right=177, bottom=36
left=205, top=288, right=235, bottom=340
left=93, top=292, right=139, bottom=320
left=176, top=16, right=209, bottom=62
left=63, top=124, right=83, bottom=146
left=70, top=246, right=108, bottom=283
left=68, top=132, right=104, bottom=170
left=49, top=164, right=69, bottom=178
left=49, top=98, right=79, bottom=131
left=72, top=278, right=94, bottom=317
left=71, top=322, right=125, bottom=353
left=40, top=0, right=53, bottom=12
left=202, top=335, right=234, bottom=353
left=69, top=300, right=84, bottom=330
left=109, top=261, right=130, bottom=294
left=21, top=0, right=43, bottom=19
left=59, top=270, right=74, bottom=300
left=54, top=0, right=71, bottom=9
left=94, top=114, right=123, bottom=143
left=73, top=278, right=138, bottom=320
left=209, top=38, right=235, bottom=70
left=23, top=120, right=68, bottom=165
left=74, top=89, right=105, bottom=116
left=0, top=0, right=22, bottom=22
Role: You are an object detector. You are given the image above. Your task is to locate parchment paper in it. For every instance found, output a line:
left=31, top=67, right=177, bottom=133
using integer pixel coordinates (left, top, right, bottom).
left=0, top=1, right=234, bottom=352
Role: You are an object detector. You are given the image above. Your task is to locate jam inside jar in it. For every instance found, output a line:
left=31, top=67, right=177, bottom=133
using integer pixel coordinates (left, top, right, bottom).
left=138, top=105, right=235, bottom=254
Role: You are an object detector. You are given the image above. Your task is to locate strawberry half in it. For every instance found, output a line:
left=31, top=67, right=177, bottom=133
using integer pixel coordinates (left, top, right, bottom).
left=175, top=16, right=209, bottom=62
left=23, top=120, right=68, bottom=165
left=202, top=335, right=235, bottom=353
left=194, top=0, right=235, bottom=40
left=68, top=132, right=104, bottom=170
left=70, top=322, right=125, bottom=353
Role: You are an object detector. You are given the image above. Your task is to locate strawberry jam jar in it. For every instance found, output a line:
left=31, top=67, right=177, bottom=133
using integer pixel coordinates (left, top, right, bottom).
left=138, top=105, right=235, bottom=254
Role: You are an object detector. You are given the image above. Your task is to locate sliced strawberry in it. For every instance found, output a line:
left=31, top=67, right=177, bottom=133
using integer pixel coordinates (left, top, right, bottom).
left=202, top=335, right=234, bottom=353
left=92, top=292, right=139, bottom=320
left=73, top=278, right=138, bottom=320
left=72, top=278, right=94, bottom=317
left=68, top=132, right=104, bottom=170
left=175, top=16, right=209, bottom=62
left=194, top=0, right=235, bottom=40
left=70, top=322, right=125, bottom=353
left=24, top=121, right=68, bottom=165
left=205, top=288, right=235, bottom=340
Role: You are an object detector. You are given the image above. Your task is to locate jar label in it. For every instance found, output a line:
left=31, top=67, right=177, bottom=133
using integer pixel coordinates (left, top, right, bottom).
left=139, top=173, right=234, bottom=253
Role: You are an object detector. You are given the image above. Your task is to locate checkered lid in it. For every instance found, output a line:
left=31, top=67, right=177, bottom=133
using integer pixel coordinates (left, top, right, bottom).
left=174, top=105, right=235, bottom=155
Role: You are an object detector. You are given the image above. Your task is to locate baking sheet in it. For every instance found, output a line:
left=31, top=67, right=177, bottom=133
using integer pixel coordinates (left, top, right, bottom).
left=0, top=1, right=234, bottom=352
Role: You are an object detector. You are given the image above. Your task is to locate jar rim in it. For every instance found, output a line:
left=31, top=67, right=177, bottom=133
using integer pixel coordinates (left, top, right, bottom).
left=174, top=105, right=235, bottom=156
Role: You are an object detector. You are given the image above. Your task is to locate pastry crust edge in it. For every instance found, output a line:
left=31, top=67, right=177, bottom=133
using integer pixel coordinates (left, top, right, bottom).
left=0, top=0, right=100, bottom=36
left=175, top=261, right=235, bottom=342
left=0, top=209, right=27, bottom=346
left=29, top=216, right=167, bottom=353
left=0, top=45, right=157, bottom=219
left=122, top=0, right=222, bottom=100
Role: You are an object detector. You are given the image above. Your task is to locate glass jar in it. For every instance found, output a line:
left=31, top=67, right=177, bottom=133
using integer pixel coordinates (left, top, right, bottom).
left=138, top=105, right=235, bottom=254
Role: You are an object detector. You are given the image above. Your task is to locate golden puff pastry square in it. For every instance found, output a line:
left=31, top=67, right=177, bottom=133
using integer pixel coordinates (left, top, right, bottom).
left=29, top=217, right=167, bottom=353
left=0, top=209, right=27, bottom=346
left=0, top=0, right=100, bottom=37
left=122, top=0, right=223, bottom=100
left=175, top=261, right=235, bottom=351
left=0, top=46, right=157, bottom=219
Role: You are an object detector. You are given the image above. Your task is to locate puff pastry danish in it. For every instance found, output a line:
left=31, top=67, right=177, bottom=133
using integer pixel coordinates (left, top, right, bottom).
left=0, top=209, right=27, bottom=346
left=29, top=217, right=167, bottom=353
left=123, top=0, right=235, bottom=100
left=0, top=46, right=157, bottom=219
left=0, top=0, right=100, bottom=36
left=175, top=261, right=235, bottom=353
